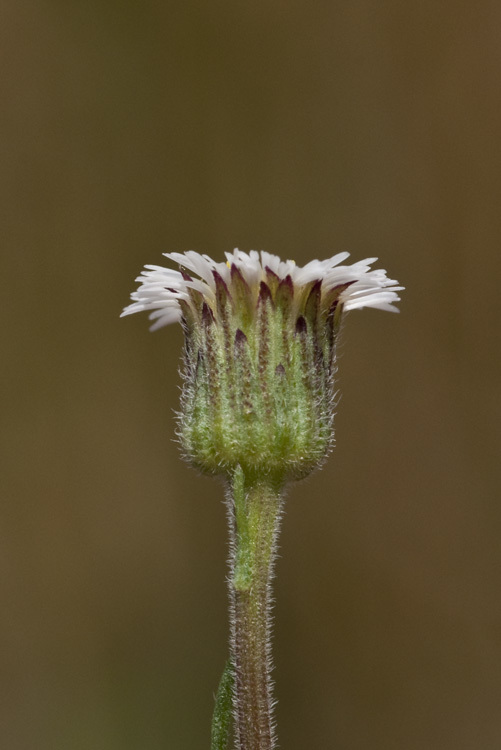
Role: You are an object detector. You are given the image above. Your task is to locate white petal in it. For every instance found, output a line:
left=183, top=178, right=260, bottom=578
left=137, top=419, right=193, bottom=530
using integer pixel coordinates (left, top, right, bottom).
left=122, top=249, right=402, bottom=329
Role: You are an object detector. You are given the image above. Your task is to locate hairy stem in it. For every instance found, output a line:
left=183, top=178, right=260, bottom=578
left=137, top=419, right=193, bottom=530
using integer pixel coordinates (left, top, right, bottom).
left=226, top=466, right=284, bottom=750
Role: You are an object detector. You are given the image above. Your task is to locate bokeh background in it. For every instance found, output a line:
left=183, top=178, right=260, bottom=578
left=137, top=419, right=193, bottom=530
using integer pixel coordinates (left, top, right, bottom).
left=2, top=1, right=500, bottom=748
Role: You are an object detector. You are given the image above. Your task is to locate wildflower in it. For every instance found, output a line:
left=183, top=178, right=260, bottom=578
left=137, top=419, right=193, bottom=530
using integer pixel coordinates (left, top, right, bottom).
left=122, top=249, right=402, bottom=480
left=122, top=248, right=403, bottom=750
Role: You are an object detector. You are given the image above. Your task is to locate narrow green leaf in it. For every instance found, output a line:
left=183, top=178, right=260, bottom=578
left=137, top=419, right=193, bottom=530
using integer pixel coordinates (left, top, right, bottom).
left=211, top=660, right=234, bottom=750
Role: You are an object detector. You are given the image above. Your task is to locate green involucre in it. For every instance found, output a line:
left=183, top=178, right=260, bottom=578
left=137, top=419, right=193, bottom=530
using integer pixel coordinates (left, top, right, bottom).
left=178, top=272, right=347, bottom=480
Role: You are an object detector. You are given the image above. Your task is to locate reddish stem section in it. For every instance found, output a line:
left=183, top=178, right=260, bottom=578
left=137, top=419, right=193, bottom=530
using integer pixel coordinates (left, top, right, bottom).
left=226, top=469, right=284, bottom=750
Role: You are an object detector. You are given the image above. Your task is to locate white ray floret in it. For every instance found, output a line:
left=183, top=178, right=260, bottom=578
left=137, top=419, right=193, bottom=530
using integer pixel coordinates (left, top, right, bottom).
left=121, top=249, right=403, bottom=330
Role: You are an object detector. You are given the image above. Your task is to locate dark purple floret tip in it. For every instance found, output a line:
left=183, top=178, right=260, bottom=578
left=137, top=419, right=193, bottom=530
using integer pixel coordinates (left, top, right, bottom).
left=235, top=328, right=248, bottom=345
left=295, top=316, right=307, bottom=334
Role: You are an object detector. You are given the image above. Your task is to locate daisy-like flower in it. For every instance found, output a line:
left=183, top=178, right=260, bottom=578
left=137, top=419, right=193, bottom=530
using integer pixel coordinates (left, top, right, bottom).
left=122, top=249, right=402, bottom=480
left=122, top=249, right=402, bottom=750
left=122, top=248, right=401, bottom=330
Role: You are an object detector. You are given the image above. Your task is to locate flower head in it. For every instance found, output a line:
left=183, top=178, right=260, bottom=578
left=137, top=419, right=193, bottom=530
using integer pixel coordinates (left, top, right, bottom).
left=121, top=249, right=402, bottom=331
left=122, top=250, right=402, bottom=480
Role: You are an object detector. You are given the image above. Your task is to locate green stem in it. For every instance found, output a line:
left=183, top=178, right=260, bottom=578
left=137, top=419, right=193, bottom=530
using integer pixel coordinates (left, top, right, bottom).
left=226, top=466, right=284, bottom=750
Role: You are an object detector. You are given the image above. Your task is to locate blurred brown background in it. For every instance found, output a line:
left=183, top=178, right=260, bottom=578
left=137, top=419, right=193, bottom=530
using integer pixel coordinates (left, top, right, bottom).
left=1, top=1, right=500, bottom=748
